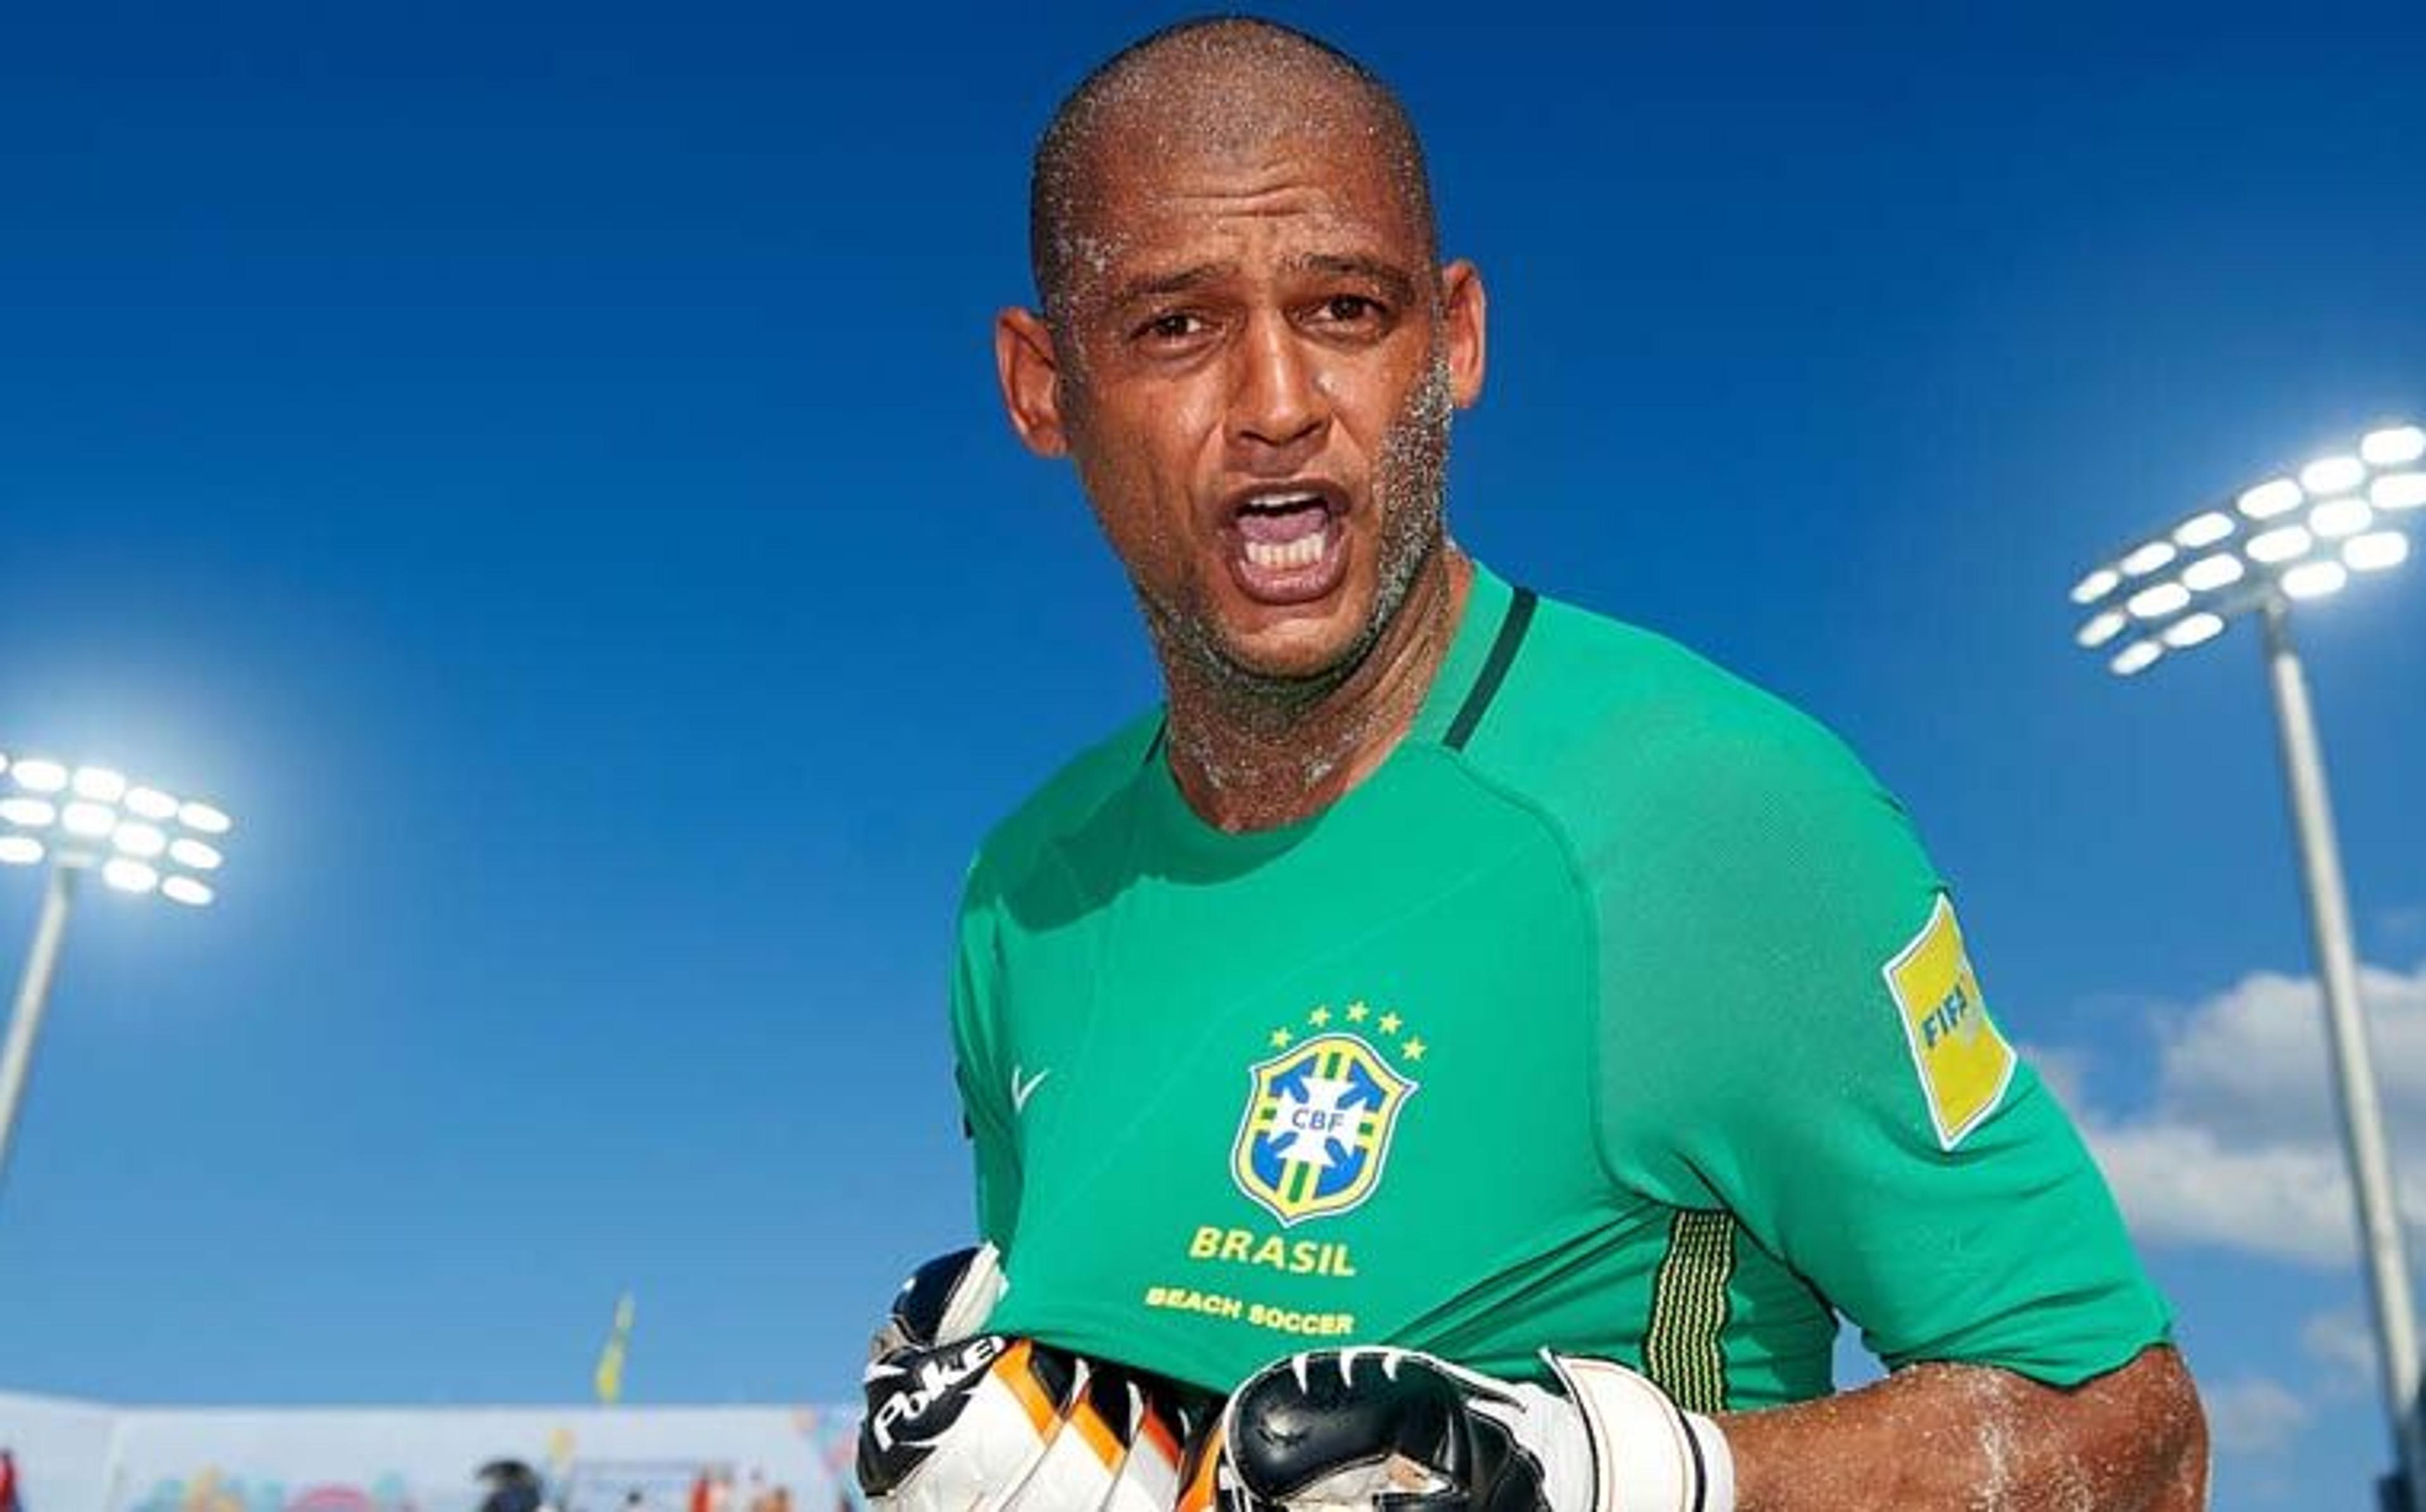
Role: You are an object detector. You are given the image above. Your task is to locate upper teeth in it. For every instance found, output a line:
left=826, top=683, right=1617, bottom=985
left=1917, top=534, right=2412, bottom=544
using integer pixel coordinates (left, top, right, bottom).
left=1249, top=492, right=1320, bottom=510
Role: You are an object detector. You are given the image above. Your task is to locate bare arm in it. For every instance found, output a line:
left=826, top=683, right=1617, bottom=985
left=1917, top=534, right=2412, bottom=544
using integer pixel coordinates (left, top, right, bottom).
left=1720, top=1345, right=2207, bottom=1511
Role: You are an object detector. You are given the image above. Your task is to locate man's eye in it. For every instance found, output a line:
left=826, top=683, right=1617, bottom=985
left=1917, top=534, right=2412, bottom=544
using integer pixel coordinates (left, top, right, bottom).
left=1138, top=312, right=1206, bottom=342
left=1319, top=295, right=1382, bottom=324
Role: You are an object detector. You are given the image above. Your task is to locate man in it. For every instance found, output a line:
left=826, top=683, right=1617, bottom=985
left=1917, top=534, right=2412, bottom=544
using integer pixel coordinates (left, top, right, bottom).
left=867, top=17, right=2207, bottom=1509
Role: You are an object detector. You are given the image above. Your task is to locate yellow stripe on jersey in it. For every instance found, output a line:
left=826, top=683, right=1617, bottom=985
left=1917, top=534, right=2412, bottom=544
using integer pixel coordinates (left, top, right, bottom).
left=1643, top=1209, right=1734, bottom=1413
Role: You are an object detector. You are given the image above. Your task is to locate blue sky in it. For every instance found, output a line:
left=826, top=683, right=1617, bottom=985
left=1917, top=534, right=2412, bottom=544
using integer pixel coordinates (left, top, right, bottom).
left=2, top=2, right=2422, bottom=1504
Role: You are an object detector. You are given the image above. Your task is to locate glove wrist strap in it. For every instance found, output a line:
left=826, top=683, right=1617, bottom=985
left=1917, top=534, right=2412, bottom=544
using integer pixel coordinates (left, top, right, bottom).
left=1543, top=1353, right=1737, bottom=1512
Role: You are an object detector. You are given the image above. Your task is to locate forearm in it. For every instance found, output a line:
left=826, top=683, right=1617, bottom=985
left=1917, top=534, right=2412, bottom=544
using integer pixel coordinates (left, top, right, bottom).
left=1719, top=1346, right=2207, bottom=1512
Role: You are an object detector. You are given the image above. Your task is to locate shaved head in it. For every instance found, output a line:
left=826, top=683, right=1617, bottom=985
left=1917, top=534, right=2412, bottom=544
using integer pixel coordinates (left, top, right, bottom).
left=1028, top=16, right=1439, bottom=328
left=992, top=13, right=1487, bottom=761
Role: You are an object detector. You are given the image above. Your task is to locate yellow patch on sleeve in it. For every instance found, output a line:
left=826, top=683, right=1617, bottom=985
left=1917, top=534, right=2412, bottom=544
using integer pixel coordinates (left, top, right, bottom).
left=1882, top=894, right=2015, bottom=1149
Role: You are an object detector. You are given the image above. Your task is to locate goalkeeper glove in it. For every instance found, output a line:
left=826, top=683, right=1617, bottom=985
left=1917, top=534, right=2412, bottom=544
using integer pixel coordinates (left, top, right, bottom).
left=1216, top=1346, right=1735, bottom=1512
left=856, top=1243, right=1216, bottom=1511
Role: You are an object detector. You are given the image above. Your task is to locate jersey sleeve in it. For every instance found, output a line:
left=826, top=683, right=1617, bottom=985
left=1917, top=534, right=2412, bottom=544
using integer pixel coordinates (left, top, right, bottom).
left=950, top=856, right=1023, bottom=1251
left=1594, top=710, right=2171, bottom=1386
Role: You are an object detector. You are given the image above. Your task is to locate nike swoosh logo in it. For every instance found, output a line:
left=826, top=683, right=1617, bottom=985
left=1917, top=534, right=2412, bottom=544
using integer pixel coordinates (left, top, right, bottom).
left=1011, top=1065, right=1051, bottom=1112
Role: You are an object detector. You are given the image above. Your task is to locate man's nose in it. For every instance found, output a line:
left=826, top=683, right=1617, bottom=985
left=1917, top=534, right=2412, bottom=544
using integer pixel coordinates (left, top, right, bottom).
left=1228, top=312, right=1328, bottom=460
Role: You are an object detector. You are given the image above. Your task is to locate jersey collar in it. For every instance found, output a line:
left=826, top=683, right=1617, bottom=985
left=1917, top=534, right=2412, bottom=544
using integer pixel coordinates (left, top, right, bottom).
left=1137, top=558, right=1527, bottom=858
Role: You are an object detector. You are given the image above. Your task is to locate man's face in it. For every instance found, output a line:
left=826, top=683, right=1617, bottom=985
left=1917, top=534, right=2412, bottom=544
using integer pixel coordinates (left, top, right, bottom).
left=999, top=116, right=1485, bottom=688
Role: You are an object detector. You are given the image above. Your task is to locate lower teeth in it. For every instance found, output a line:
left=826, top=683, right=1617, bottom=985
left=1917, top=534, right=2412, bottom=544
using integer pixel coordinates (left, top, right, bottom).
left=1246, top=537, right=1323, bottom=570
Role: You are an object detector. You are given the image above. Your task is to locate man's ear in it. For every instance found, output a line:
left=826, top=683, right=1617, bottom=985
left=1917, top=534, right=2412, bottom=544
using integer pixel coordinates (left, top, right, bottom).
left=1439, top=260, right=1487, bottom=409
left=994, top=307, right=1070, bottom=457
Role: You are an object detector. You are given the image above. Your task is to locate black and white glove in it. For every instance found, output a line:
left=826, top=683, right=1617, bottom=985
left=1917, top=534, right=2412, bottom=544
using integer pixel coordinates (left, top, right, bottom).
left=867, top=1242, right=1013, bottom=1363
left=857, top=1243, right=1216, bottom=1511
left=1216, top=1347, right=1734, bottom=1512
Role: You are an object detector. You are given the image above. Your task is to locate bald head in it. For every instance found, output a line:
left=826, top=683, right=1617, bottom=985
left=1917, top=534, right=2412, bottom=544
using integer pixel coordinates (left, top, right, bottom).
left=1028, top=17, right=1438, bottom=327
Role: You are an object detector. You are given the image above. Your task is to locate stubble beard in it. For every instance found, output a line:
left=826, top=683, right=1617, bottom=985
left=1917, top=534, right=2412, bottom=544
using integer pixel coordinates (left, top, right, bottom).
left=1138, top=352, right=1457, bottom=724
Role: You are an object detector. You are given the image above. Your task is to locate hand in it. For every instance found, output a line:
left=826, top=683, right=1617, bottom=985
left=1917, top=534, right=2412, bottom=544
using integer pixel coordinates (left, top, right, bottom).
left=867, top=1242, right=1011, bottom=1361
left=856, top=1243, right=1216, bottom=1510
left=1215, top=1347, right=1735, bottom=1512
left=862, top=1335, right=1219, bottom=1511
left=859, top=1331, right=1076, bottom=1509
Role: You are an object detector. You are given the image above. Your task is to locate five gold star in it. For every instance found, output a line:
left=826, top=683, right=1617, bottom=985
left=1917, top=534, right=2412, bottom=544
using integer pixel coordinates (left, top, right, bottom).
left=1267, top=1002, right=1430, bottom=1062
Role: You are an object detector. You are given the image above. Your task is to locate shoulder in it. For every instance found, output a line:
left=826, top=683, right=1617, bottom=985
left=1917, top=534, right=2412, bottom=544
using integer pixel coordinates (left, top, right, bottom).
left=964, top=707, right=1164, bottom=909
left=1459, top=587, right=1896, bottom=847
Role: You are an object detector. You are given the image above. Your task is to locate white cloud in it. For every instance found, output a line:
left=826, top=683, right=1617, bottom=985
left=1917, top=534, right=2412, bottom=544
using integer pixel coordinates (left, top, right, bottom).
left=2161, top=967, right=2426, bottom=1143
left=2085, top=1125, right=2363, bottom=1266
left=2203, top=1376, right=2311, bottom=1458
left=2019, top=1041, right=2090, bottom=1111
left=2052, top=959, right=2426, bottom=1268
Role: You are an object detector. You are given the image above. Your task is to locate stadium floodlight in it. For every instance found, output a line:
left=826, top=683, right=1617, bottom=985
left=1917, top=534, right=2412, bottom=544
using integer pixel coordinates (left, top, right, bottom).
left=2068, top=567, right=2122, bottom=605
left=2362, top=425, right=2426, bottom=466
left=2281, top=560, right=2350, bottom=601
left=2109, top=639, right=2163, bottom=677
left=2236, top=477, right=2305, bottom=519
left=2310, top=496, right=2375, bottom=539
left=2119, top=539, right=2178, bottom=577
left=2065, top=421, right=2426, bottom=1501
left=2161, top=611, right=2225, bottom=649
left=2301, top=454, right=2367, bottom=495
left=2247, top=524, right=2314, bottom=565
left=2125, top=581, right=2192, bottom=620
left=2346, top=532, right=2410, bottom=573
left=2075, top=609, right=2128, bottom=649
left=0, top=752, right=233, bottom=1192
left=8, top=760, right=68, bottom=795
left=2180, top=553, right=2245, bottom=593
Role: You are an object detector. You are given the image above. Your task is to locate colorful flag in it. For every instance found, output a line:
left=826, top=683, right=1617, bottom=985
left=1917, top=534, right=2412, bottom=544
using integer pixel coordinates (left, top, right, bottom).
left=593, top=1292, right=635, bottom=1404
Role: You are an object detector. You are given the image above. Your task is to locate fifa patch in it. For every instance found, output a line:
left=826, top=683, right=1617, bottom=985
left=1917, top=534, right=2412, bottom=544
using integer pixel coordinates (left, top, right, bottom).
left=1882, top=894, right=2014, bottom=1150
left=1231, top=1009, right=1421, bottom=1227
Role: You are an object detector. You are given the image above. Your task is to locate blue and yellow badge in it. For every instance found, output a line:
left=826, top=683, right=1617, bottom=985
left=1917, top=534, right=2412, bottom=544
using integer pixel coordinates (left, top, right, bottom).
left=1231, top=1013, right=1420, bottom=1227
left=1882, top=894, right=2014, bottom=1150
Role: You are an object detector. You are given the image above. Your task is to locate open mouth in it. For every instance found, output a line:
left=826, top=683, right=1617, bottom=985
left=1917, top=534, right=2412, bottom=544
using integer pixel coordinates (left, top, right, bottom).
left=1224, top=486, right=1349, bottom=604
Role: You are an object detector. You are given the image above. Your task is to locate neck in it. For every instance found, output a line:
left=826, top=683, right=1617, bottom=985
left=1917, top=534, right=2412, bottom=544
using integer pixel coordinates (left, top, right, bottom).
left=1159, top=546, right=1473, bottom=832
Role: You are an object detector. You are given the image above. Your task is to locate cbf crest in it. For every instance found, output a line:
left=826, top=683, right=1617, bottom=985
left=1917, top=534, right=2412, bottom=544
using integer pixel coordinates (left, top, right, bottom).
left=1231, top=1007, right=1423, bottom=1226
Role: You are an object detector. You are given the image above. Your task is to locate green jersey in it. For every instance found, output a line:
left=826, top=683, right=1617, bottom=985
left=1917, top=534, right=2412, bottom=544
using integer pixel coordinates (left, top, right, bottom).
left=951, top=563, right=2168, bottom=1409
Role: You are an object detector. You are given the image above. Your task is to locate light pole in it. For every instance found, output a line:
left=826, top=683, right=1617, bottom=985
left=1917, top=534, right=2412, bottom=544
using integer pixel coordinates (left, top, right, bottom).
left=0, top=750, right=233, bottom=1191
left=2068, top=421, right=2426, bottom=1503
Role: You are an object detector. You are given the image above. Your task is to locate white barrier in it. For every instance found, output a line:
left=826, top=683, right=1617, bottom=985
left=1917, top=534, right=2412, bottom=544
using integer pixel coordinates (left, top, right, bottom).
left=0, top=1393, right=862, bottom=1512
